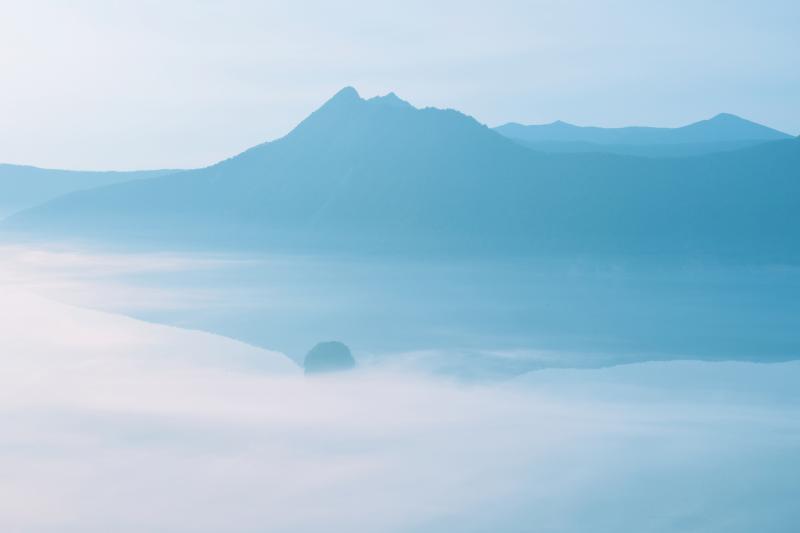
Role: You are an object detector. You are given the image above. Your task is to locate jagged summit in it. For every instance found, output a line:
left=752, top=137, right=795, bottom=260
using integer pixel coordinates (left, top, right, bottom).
left=279, top=86, right=484, bottom=150
left=318, top=87, right=415, bottom=112
left=368, top=91, right=415, bottom=109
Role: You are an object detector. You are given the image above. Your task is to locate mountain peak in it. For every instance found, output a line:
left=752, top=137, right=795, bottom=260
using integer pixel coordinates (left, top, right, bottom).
left=273, top=85, right=487, bottom=153
left=325, top=86, right=362, bottom=106
left=315, top=87, right=417, bottom=114
left=689, top=113, right=791, bottom=140
left=368, top=91, right=415, bottom=109
left=709, top=112, right=743, bottom=122
left=294, top=86, right=366, bottom=130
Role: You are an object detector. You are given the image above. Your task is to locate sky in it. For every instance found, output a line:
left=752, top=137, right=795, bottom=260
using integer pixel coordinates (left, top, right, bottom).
left=0, top=0, right=798, bottom=170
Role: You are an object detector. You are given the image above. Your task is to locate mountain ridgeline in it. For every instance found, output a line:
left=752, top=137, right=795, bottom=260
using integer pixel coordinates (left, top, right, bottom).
left=4, top=87, right=799, bottom=263
left=494, top=113, right=792, bottom=157
left=0, top=165, right=182, bottom=218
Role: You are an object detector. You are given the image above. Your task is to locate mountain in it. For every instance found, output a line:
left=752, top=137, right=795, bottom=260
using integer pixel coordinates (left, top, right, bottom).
left=495, top=114, right=793, bottom=157
left=501, top=139, right=771, bottom=158
left=4, top=88, right=800, bottom=263
left=0, top=164, right=182, bottom=218
left=495, top=113, right=792, bottom=145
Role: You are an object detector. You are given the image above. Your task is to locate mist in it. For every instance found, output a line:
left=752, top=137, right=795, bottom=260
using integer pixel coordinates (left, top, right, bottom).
left=2, top=2, right=798, bottom=529
left=3, top=242, right=798, bottom=372
left=1, top=246, right=799, bottom=532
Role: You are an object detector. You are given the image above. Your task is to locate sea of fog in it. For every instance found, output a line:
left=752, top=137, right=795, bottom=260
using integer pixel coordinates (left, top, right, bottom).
left=1, top=282, right=798, bottom=532
left=1, top=243, right=799, bottom=531
left=2, top=243, right=798, bottom=377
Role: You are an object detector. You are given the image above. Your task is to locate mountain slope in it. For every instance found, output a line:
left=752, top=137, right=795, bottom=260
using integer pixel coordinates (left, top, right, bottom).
left=4, top=88, right=800, bottom=263
left=0, top=164, right=182, bottom=218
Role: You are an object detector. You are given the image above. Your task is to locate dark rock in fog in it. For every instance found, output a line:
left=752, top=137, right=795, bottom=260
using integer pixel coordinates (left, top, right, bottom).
left=304, top=341, right=356, bottom=375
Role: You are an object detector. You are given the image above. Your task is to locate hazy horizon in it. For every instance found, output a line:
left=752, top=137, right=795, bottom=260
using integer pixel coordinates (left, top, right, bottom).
left=1, top=0, right=798, bottom=171
left=4, top=89, right=794, bottom=173
left=2, top=3, right=799, bottom=530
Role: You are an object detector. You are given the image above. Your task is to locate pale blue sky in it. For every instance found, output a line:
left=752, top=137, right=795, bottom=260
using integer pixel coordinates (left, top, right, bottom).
left=1, top=0, right=797, bottom=170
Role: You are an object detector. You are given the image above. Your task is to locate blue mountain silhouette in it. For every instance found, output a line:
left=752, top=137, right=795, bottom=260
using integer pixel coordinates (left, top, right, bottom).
left=4, top=88, right=799, bottom=263
left=495, top=114, right=792, bottom=157
left=495, top=113, right=790, bottom=144
left=0, top=164, right=181, bottom=218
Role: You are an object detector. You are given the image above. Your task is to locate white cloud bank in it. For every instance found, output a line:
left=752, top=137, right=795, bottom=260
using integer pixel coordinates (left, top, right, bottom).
left=1, top=285, right=798, bottom=532
left=0, top=244, right=247, bottom=313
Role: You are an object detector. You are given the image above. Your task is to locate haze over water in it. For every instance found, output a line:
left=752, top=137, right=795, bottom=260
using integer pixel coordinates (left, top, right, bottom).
left=2, top=1, right=799, bottom=531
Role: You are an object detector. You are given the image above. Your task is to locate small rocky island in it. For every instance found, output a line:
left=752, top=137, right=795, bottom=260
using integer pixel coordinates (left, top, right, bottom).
left=303, top=341, right=356, bottom=375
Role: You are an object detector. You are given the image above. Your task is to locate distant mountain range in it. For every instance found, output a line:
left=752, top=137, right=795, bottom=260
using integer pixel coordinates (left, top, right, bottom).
left=495, top=139, right=776, bottom=158
left=0, top=164, right=181, bottom=218
left=4, top=88, right=799, bottom=263
left=494, top=113, right=792, bottom=157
